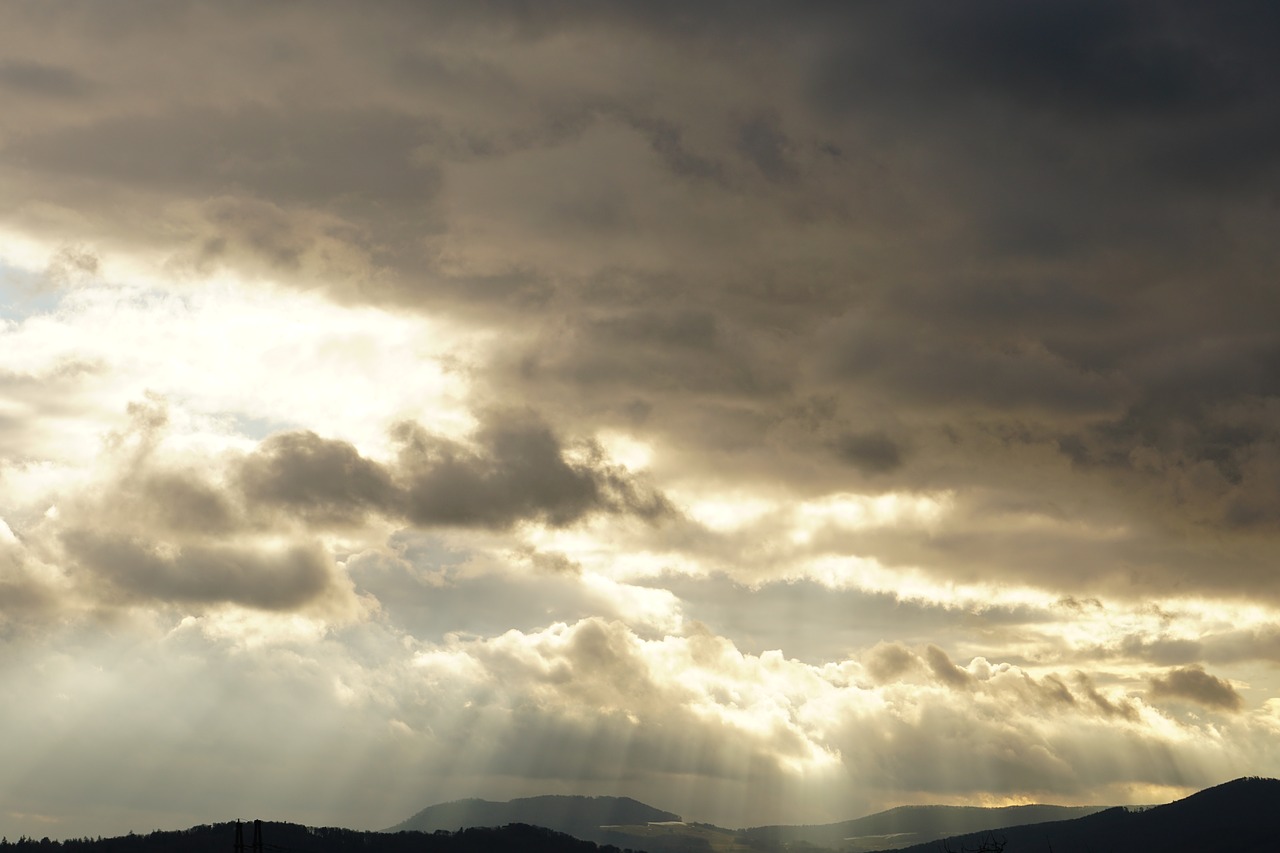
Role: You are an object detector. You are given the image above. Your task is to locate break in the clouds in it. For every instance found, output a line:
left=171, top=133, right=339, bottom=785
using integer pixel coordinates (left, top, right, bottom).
left=2, top=0, right=1280, bottom=841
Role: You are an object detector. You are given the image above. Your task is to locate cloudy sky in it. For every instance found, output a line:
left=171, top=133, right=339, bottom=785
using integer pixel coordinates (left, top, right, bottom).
left=4, top=0, right=1280, bottom=841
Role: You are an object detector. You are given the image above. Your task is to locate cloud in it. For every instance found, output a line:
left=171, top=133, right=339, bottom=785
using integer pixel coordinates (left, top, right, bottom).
left=833, top=431, right=904, bottom=474
left=60, top=529, right=344, bottom=612
left=736, top=113, right=797, bottom=182
left=0, top=60, right=92, bottom=99
left=0, top=529, right=64, bottom=636
left=865, top=641, right=919, bottom=683
left=238, top=431, right=400, bottom=527
left=131, top=471, right=240, bottom=535
left=30, top=399, right=674, bottom=621
left=403, top=618, right=1259, bottom=809
left=395, top=410, right=673, bottom=530
left=7, top=105, right=443, bottom=207
left=1074, top=673, right=1141, bottom=722
left=925, top=644, right=974, bottom=689
left=912, top=0, right=1240, bottom=118
left=348, top=536, right=682, bottom=640
left=1149, top=665, right=1244, bottom=712
left=820, top=312, right=1123, bottom=416
left=239, top=408, right=677, bottom=533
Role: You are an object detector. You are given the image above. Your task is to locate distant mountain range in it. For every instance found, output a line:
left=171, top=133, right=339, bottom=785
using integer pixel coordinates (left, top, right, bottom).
left=742, top=803, right=1109, bottom=852
left=5, top=778, right=1278, bottom=853
left=384, top=794, right=1107, bottom=853
left=876, top=776, right=1280, bottom=853
left=385, top=780, right=1280, bottom=853
left=386, top=795, right=681, bottom=845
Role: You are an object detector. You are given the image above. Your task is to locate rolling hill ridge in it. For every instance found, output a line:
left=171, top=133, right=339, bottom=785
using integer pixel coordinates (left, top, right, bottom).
left=873, top=776, right=1280, bottom=853
left=387, top=795, right=680, bottom=844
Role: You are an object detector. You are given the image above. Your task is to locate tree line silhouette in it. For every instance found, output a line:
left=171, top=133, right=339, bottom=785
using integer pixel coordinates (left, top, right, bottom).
left=0, top=821, right=648, bottom=853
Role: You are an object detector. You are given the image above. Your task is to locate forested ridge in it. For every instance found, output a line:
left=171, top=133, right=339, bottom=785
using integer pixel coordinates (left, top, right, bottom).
left=0, top=822, right=645, bottom=853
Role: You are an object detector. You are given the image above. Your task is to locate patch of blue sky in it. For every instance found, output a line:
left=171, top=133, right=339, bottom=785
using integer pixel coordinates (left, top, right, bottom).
left=224, top=412, right=302, bottom=441
left=0, top=257, right=62, bottom=321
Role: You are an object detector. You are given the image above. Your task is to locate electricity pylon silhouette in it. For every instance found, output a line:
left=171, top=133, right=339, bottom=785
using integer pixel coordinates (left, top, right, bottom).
left=234, top=819, right=264, bottom=852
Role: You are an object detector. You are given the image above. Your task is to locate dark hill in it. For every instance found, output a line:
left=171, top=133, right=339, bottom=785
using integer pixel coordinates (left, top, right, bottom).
left=743, top=804, right=1108, bottom=852
left=874, top=776, right=1280, bottom=853
left=388, top=795, right=680, bottom=843
left=0, top=821, right=637, bottom=853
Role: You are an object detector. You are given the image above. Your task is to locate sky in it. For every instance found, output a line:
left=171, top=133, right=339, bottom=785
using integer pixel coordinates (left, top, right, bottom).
left=3, top=0, right=1280, bottom=841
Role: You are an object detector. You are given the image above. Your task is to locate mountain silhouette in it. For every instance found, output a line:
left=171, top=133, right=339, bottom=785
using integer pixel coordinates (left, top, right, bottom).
left=743, top=804, right=1108, bottom=852
left=873, top=776, right=1280, bottom=853
left=387, top=795, right=680, bottom=843
left=387, top=796, right=1108, bottom=853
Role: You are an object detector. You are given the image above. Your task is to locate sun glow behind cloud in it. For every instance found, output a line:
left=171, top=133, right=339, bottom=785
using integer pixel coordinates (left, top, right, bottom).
left=1, top=238, right=477, bottom=446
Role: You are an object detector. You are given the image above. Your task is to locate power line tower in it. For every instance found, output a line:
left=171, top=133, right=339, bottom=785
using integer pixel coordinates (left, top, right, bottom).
left=234, top=819, right=265, bottom=852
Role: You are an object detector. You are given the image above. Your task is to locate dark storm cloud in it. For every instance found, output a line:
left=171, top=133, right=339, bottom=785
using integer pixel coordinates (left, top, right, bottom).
left=516, top=304, right=794, bottom=417
left=1149, top=665, right=1243, bottom=712
left=61, top=528, right=336, bottom=611
left=912, top=0, right=1240, bottom=118
left=821, top=314, right=1123, bottom=415
left=395, top=410, right=673, bottom=529
left=804, top=0, right=1280, bottom=277
left=811, top=1, right=1271, bottom=130
left=237, top=411, right=673, bottom=531
left=239, top=431, right=400, bottom=527
left=1048, top=336, right=1280, bottom=532
left=2, top=0, right=1279, bottom=600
